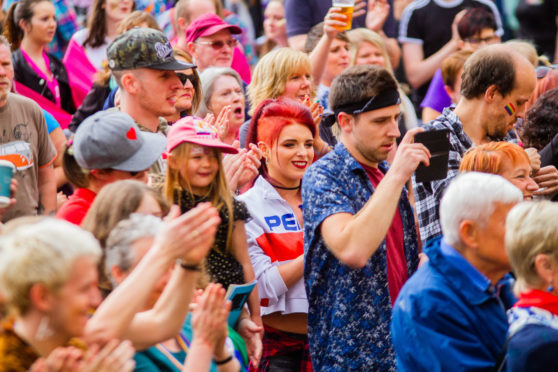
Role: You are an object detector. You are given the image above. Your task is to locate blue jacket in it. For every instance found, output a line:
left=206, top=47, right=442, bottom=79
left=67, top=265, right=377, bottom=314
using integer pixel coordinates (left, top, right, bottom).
left=391, top=237, right=511, bottom=371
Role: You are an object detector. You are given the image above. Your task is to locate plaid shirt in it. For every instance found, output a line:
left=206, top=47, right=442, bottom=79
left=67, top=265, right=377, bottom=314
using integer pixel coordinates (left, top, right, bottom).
left=412, top=108, right=473, bottom=245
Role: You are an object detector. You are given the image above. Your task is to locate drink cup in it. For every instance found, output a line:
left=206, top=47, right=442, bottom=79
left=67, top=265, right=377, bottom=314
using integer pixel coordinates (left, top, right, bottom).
left=0, top=160, right=15, bottom=208
left=332, top=0, right=355, bottom=31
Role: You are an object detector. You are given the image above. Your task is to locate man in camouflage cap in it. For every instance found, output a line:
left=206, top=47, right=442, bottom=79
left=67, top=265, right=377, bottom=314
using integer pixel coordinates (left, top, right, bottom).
left=107, top=27, right=195, bottom=134
left=107, top=27, right=195, bottom=185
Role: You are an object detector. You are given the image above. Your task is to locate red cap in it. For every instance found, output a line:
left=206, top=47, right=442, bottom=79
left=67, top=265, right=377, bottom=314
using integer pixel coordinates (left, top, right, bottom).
left=185, top=14, right=242, bottom=44
left=166, top=117, right=238, bottom=155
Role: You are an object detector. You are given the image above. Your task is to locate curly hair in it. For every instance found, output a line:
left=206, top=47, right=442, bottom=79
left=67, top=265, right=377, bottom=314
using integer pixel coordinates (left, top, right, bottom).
left=521, top=88, right=558, bottom=150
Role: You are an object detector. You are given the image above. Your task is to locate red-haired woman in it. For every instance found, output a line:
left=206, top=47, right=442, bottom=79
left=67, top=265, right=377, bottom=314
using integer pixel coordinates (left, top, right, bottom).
left=238, top=98, right=315, bottom=371
left=459, top=141, right=539, bottom=200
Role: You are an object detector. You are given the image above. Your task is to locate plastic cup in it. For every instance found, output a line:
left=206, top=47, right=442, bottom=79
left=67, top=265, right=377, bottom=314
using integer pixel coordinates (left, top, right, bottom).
left=332, top=0, right=355, bottom=31
left=0, top=160, right=15, bottom=208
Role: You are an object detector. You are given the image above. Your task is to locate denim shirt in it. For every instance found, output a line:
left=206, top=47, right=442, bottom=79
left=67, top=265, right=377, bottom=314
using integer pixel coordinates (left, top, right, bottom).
left=302, top=142, right=419, bottom=371
left=391, top=237, right=510, bottom=372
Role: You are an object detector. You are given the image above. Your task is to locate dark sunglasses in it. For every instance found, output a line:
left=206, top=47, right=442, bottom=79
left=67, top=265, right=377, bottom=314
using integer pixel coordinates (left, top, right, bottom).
left=176, top=72, right=197, bottom=86
left=195, top=38, right=238, bottom=50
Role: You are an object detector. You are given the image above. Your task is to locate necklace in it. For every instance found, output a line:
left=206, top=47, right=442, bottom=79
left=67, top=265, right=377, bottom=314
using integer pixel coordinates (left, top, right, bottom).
left=269, top=182, right=301, bottom=190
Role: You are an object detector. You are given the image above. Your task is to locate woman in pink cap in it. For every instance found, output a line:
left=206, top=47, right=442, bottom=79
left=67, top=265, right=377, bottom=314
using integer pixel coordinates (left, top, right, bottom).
left=165, top=116, right=262, bottom=332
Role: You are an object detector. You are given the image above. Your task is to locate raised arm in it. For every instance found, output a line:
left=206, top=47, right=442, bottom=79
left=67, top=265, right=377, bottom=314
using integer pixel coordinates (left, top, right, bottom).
left=401, top=11, right=463, bottom=89
left=321, top=128, right=429, bottom=268
left=85, top=203, right=220, bottom=346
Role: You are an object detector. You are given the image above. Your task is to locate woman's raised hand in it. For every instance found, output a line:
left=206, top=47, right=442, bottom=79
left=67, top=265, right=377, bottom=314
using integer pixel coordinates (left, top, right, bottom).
left=191, top=284, right=231, bottom=351
left=155, top=203, right=221, bottom=264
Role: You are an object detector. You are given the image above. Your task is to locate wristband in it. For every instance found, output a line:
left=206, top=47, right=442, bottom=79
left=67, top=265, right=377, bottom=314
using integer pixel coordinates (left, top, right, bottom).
left=180, top=261, right=202, bottom=272
left=214, top=355, right=233, bottom=365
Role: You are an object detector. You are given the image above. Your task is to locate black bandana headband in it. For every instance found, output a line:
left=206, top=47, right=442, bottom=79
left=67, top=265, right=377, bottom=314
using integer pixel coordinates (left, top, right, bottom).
left=322, top=89, right=401, bottom=127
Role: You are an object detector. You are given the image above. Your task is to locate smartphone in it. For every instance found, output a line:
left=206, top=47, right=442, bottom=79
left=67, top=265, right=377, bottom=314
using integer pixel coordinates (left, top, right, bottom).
left=414, top=129, right=450, bottom=183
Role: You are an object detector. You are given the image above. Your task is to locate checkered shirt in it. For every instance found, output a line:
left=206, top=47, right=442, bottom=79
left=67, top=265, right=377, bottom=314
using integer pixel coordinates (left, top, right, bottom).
left=412, top=107, right=473, bottom=245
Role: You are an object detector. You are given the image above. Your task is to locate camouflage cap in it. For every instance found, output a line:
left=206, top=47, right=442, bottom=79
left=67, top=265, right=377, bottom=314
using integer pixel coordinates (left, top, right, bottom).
left=107, top=28, right=196, bottom=71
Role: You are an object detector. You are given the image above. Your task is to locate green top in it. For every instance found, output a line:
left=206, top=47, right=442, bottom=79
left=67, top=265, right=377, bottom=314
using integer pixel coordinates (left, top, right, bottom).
left=133, top=314, right=249, bottom=371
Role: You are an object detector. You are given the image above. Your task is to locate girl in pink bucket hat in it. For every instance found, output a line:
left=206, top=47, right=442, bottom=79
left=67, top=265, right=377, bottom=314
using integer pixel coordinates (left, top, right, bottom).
left=164, top=116, right=262, bottom=332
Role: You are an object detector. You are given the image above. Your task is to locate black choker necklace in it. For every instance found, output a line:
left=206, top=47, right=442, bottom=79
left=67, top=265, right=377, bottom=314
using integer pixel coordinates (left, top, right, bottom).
left=269, top=182, right=301, bottom=190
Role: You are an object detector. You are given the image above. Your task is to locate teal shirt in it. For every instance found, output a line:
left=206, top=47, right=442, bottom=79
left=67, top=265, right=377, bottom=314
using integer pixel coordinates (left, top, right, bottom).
left=134, top=314, right=248, bottom=371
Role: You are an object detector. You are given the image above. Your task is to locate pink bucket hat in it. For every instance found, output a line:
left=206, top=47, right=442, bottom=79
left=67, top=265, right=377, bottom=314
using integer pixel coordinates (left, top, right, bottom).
left=185, top=13, right=242, bottom=44
left=166, top=117, right=238, bottom=155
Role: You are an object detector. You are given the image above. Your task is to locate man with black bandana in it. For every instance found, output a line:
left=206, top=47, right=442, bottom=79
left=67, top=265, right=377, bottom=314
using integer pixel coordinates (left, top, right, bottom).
left=301, top=65, right=430, bottom=370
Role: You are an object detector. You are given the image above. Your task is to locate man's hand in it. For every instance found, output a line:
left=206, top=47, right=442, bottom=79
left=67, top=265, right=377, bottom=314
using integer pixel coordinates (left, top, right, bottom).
left=534, top=165, right=558, bottom=198
left=451, top=9, right=467, bottom=43
left=388, top=128, right=431, bottom=185
left=0, top=178, right=17, bottom=220
left=525, top=147, right=541, bottom=175
left=155, top=203, right=220, bottom=264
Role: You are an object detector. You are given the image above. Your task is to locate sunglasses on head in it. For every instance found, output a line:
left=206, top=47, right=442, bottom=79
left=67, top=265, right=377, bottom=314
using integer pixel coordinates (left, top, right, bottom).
left=176, top=72, right=197, bottom=86
left=195, top=38, right=238, bottom=50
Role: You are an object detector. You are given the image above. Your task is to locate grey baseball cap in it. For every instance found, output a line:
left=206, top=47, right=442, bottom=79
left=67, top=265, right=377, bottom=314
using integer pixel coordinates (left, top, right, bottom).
left=107, top=28, right=196, bottom=71
left=74, top=110, right=166, bottom=172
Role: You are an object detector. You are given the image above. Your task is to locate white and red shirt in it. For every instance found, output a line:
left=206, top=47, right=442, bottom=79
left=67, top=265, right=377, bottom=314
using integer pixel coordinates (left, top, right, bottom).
left=238, top=176, right=308, bottom=316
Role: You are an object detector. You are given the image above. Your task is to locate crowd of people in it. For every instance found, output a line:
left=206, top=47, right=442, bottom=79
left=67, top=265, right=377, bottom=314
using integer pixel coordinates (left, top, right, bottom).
left=0, top=0, right=557, bottom=371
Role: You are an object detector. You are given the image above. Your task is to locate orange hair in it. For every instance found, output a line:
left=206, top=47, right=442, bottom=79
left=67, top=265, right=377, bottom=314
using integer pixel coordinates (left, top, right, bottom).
left=460, top=142, right=530, bottom=175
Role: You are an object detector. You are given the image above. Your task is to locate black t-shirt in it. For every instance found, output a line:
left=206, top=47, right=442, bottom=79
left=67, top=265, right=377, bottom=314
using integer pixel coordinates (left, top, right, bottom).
left=399, top=0, right=503, bottom=104
left=175, top=190, right=250, bottom=290
left=516, top=0, right=558, bottom=59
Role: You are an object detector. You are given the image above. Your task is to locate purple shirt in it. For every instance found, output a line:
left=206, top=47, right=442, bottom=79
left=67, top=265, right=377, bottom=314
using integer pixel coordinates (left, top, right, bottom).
left=420, top=68, right=452, bottom=113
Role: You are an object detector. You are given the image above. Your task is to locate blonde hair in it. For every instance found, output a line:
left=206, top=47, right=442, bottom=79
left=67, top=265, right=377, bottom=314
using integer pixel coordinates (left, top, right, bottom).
left=506, top=201, right=558, bottom=295
left=0, top=219, right=101, bottom=315
left=347, top=28, right=392, bottom=73
left=505, top=39, right=550, bottom=67
left=248, top=47, right=313, bottom=116
left=164, top=142, right=234, bottom=251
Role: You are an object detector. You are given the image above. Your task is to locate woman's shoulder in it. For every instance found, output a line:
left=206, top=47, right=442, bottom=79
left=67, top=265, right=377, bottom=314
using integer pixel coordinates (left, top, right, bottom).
left=71, top=29, right=90, bottom=46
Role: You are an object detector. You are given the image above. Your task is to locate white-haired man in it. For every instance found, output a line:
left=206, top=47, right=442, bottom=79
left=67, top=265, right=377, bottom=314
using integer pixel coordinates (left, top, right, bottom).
left=391, top=172, right=523, bottom=371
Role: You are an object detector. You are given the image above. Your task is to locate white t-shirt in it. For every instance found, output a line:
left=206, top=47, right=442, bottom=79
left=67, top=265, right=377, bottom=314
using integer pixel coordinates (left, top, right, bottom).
left=72, top=29, right=110, bottom=70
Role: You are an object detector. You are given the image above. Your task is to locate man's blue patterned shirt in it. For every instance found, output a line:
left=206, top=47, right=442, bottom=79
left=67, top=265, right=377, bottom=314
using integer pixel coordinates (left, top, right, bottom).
left=302, top=142, right=419, bottom=371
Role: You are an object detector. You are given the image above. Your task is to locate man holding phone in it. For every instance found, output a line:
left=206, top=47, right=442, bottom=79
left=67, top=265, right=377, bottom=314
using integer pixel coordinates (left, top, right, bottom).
left=414, top=44, right=538, bottom=246
left=301, top=65, right=430, bottom=370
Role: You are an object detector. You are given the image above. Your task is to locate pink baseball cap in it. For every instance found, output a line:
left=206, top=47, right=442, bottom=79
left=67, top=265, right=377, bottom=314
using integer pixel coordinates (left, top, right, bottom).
left=185, top=14, right=242, bottom=44
left=166, top=117, right=238, bottom=155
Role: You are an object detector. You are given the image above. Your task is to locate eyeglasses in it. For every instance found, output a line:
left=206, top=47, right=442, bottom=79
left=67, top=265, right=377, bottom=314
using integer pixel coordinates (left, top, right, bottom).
left=176, top=72, right=197, bottom=86
left=195, top=38, right=238, bottom=50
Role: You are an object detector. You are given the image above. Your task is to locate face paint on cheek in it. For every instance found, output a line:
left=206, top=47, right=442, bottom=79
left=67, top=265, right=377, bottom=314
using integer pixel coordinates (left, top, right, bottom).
left=504, top=103, right=516, bottom=116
